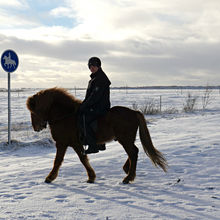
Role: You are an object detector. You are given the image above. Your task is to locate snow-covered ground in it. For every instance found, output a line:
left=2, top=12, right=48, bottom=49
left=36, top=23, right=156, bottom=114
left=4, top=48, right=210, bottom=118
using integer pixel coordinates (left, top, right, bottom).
left=0, top=88, right=220, bottom=219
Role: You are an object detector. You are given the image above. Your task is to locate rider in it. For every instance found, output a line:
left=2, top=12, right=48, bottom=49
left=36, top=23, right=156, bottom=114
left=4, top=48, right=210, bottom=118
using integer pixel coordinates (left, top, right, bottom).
left=79, top=57, right=111, bottom=154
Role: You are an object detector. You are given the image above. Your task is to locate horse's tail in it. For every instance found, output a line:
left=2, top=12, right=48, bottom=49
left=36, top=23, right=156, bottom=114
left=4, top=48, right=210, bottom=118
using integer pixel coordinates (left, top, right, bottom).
left=136, top=111, right=168, bottom=172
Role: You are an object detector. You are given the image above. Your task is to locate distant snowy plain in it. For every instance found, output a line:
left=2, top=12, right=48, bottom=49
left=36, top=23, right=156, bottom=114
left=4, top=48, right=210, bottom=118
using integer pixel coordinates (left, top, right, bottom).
left=0, top=88, right=220, bottom=219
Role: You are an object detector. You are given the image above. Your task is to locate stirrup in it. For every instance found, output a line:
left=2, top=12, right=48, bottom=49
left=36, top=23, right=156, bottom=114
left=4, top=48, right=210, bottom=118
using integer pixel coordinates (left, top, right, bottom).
left=85, top=146, right=99, bottom=154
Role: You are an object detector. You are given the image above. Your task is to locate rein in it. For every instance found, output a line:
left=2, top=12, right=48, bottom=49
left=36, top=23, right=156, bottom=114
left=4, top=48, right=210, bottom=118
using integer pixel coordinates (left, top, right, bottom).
left=48, top=112, right=75, bottom=126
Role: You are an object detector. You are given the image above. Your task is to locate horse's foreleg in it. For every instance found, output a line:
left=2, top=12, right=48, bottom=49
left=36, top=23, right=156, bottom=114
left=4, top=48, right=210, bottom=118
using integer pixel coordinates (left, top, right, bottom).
left=45, top=143, right=67, bottom=183
left=74, top=145, right=96, bottom=183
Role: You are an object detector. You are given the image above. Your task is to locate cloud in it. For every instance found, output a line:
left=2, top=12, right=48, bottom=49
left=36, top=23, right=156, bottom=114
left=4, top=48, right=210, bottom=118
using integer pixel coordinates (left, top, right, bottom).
left=1, top=32, right=220, bottom=87
left=50, top=7, right=74, bottom=18
left=64, top=0, right=220, bottom=42
left=0, top=0, right=24, bottom=8
left=1, top=0, right=220, bottom=87
left=0, top=10, right=37, bottom=28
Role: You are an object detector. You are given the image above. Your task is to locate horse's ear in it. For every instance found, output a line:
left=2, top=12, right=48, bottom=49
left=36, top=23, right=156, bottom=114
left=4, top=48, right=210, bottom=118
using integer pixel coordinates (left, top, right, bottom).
left=26, top=95, right=36, bottom=112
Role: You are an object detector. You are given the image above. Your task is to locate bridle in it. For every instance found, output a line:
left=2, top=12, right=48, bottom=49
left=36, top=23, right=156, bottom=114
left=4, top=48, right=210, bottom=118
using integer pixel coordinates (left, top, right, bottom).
left=32, top=111, right=76, bottom=130
left=31, top=111, right=48, bottom=127
left=47, top=112, right=75, bottom=126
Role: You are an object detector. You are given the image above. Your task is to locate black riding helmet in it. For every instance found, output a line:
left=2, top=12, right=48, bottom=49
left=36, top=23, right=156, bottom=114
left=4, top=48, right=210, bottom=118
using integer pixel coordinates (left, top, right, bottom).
left=88, top=57, right=101, bottom=68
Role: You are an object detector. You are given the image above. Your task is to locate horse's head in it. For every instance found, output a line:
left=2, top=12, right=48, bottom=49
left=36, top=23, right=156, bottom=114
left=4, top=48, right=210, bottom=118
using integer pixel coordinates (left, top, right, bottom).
left=27, top=87, right=81, bottom=132
left=30, top=112, right=47, bottom=132
left=26, top=90, right=52, bottom=132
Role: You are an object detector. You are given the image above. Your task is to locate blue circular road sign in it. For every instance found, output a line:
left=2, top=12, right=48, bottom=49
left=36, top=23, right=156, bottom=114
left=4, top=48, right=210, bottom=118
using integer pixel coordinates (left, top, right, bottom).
left=1, top=49, right=19, bottom=73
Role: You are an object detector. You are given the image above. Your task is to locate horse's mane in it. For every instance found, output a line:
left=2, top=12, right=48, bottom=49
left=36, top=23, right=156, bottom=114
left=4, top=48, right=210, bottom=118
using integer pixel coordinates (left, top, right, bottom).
left=44, top=87, right=82, bottom=109
left=47, top=87, right=81, bottom=103
left=27, top=87, right=82, bottom=114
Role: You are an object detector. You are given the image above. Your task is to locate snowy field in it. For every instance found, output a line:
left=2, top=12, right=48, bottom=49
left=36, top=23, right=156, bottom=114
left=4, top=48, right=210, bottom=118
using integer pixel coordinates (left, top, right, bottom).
left=0, top=88, right=220, bottom=219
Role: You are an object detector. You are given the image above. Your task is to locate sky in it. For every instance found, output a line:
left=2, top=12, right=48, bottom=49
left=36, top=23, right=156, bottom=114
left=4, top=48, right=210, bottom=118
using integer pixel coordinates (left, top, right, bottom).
left=0, top=0, right=220, bottom=88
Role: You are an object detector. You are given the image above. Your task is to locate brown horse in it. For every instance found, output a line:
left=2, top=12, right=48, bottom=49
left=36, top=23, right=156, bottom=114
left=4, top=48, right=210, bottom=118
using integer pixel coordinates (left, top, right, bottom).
left=26, top=87, right=167, bottom=184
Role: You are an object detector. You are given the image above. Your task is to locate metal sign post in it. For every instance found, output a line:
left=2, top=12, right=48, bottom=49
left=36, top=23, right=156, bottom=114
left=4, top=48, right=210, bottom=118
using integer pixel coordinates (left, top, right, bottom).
left=1, top=49, right=19, bottom=145
left=8, top=72, right=11, bottom=144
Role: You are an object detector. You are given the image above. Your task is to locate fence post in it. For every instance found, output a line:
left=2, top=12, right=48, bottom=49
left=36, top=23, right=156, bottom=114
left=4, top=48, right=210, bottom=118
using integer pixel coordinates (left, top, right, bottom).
left=160, top=95, right=162, bottom=112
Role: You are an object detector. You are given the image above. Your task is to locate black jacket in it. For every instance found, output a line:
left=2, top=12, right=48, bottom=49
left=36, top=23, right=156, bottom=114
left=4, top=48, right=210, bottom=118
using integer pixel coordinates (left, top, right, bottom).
left=80, top=68, right=111, bottom=116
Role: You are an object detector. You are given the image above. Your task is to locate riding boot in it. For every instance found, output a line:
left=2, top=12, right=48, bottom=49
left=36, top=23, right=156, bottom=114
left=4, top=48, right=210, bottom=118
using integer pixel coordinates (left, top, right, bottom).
left=84, top=124, right=99, bottom=154
left=85, top=141, right=99, bottom=154
left=85, top=145, right=99, bottom=154
left=98, top=144, right=106, bottom=151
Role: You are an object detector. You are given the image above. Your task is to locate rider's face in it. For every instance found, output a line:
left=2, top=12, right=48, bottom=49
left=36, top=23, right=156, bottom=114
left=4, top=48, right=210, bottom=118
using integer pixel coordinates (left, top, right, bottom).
left=89, top=65, right=99, bottom=73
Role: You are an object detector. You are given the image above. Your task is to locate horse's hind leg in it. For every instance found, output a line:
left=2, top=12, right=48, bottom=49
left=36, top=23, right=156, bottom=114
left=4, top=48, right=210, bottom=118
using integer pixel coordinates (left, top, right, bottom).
left=74, top=145, right=96, bottom=183
left=45, top=143, right=67, bottom=183
left=123, top=159, right=130, bottom=174
left=119, top=140, right=139, bottom=184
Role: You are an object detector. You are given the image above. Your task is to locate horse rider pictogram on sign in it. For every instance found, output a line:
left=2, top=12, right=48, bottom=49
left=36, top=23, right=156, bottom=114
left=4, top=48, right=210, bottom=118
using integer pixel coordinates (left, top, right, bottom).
left=1, top=49, right=19, bottom=145
left=1, top=49, right=19, bottom=73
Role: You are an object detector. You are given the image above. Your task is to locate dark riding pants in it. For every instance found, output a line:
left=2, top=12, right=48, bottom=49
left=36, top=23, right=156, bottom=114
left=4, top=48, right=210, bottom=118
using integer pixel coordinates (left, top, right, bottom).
left=78, top=113, right=97, bottom=146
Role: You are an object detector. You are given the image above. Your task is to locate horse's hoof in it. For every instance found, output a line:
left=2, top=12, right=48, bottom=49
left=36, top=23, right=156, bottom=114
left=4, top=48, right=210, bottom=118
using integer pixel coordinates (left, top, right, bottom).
left=87, top=179, right=94, bottom=184
left=45, top=177, right=52, bottom=183
left=122, top=179, right=130, bottom=184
